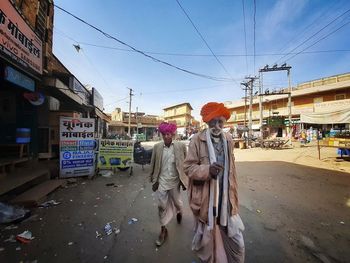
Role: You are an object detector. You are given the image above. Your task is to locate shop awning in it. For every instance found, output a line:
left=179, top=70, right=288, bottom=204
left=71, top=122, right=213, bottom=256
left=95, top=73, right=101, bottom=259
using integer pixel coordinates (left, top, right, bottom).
left=300, top=108, right=350, bottom=124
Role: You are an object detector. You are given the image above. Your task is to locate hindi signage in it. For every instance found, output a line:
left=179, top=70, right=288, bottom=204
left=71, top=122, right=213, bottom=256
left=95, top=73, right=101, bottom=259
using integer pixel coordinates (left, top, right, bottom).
left=60, top=117, right=96, bottom=178
left=98, top=139, right=134, bottom=169
left=0, top=1, right=42, bottom=74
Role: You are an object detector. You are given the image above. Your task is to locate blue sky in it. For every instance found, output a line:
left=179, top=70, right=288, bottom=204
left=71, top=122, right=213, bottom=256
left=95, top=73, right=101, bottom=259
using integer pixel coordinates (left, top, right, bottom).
left=53, top=0, right=350, bottom=119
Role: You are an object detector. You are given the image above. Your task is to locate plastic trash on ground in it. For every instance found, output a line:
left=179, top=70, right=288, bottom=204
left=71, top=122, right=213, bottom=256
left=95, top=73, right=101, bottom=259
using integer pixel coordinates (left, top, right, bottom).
left=99, top=170, right=113, bottom=178
left=104, top=223, right=113, bottom=235
left=39, top=200, right=61, bottom=208
left=16, top=230, right=35, bottom=243
left=0, top=202, right=30, bottom=224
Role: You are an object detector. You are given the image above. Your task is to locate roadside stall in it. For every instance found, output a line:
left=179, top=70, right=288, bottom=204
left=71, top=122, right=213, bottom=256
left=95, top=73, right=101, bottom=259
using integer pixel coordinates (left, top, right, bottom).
left=301, top=108, right=350, bottom=160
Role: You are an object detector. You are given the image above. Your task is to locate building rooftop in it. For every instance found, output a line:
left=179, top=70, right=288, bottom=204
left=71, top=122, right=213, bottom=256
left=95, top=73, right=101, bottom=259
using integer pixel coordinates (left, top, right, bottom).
left=226, top=72, right=350, bottom=109
left=163, top=102, right=193, bottom=111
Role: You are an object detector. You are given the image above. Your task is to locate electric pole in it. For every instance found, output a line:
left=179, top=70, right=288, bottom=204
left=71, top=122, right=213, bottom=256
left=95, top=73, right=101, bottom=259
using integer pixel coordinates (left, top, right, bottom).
left=259, top=64, right=293, bottom=145
left=259, top=72, right=263, bottom=138
left=241, top=83, right=248, bottom=128
left=136, top=106, right=139, bottom=135
left=242, top=76, right=258, bottom=147
left=127, top=87, right=134, bottom=137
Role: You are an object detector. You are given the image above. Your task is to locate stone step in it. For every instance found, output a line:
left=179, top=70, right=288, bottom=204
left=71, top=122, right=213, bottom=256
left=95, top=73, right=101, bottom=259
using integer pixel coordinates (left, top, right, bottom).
left=10, top=179, right=65, bottom=207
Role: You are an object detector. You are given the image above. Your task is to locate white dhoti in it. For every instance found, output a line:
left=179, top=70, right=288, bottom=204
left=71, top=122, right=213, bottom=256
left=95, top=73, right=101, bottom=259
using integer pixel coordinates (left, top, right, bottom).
left=192, top=219, right=245, bottom=263
left=157, top=186, right=183, bottom=226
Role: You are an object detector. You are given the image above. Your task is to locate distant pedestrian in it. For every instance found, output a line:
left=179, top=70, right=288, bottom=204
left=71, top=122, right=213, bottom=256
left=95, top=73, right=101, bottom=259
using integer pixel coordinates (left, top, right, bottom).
left=149, top=122, right=188, bottom=247
left=184, top=102, right=245, bottom=263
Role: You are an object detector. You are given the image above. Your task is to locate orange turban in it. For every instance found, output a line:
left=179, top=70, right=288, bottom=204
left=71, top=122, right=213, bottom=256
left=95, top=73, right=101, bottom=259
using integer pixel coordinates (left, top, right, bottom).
left=200, top=102, right=231, bottom=123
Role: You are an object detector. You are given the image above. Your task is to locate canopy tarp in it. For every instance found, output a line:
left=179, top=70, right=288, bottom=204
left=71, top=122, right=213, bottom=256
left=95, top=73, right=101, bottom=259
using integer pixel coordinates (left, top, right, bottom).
left=300, top=108, right=350, bottom=124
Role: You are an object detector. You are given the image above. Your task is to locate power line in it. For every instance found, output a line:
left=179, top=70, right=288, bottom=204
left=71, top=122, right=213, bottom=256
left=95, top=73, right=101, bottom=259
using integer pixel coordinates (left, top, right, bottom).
left=276, top=7, right=350, bottom=64
left=175, top=0, right=236, bottom=83
left=141, top=84, right=230, bottom=95
left=285, top=18, right=350, bottom=62
left=55, top=28, right=350, bottom=57
left=277, top=0, right=341, bottom=54
left=54, top=4, right=234, bottom=83
left=241, top=0, right=248, bottom=74
left=104, top=96, right=129, bottom=107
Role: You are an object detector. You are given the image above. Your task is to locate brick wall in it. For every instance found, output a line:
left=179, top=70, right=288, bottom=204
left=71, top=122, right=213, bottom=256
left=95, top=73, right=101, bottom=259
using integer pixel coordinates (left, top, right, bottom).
left=12, top=0, right=54, bottom=74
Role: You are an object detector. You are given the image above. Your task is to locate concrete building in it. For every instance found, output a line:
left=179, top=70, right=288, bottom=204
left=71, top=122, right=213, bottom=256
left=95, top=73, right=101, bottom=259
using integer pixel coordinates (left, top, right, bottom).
left=0, top=0, right=109, bottom=159
left=163, top=103, right=199, bottom=137
left=0, top=0, right=55, bottom=158
left=225, top=72, right=350, bottom=139
left=108, top=108, right=162, bottom=140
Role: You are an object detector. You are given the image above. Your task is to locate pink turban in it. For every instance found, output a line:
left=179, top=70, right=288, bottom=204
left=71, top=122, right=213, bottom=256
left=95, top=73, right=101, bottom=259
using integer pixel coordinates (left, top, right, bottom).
left=200, top=102, right=231, bottom=123
left=158, top=122, right=177, bottom=134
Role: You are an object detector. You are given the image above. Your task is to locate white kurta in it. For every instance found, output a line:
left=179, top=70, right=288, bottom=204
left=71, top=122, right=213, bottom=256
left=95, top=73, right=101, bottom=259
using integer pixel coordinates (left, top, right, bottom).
left=157, top=144, right=183, bottom=226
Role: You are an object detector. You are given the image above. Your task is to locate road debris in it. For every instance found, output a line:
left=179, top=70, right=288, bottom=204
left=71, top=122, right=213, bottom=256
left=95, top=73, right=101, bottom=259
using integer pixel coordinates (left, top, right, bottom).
left=256, top=209, right=262, bottom=213
left=104, top=223, right=113, bottom=235
left=15, top=247, right=21, bottom=251
left=100, top=170, right=113, bottom=178
left=0, top=247, right=4, bottom=252
left=39, top=200, right=61, bottom=208
left=128, top=218, right=138, bottom=224
left=96, top=231, right=102, bottom=238
left=16, top=230, right=35, bottom=244
left=4, top=225, right=18, bottom=230
left=114, top=228, right=120, bottom=234
left=340, top=221, right=345, bottom=225
left=0, top=202, right=30, bottom=224
left=4, top=235, right=16, bottom=243
left=106, top=183, right=115, bottom=187
left=68, top=242, right=74, bottom=246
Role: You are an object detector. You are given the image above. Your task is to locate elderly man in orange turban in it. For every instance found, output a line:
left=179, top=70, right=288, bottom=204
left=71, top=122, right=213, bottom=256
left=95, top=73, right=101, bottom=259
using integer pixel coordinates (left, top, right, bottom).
left=150, top=122, right=188, bottom=247
left=184, top=102, right=245, bottom=263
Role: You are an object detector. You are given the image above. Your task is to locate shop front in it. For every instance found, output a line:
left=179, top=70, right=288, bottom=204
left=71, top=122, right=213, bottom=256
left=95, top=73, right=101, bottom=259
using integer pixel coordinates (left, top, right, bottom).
left=0, top=1, right=43, bottom=157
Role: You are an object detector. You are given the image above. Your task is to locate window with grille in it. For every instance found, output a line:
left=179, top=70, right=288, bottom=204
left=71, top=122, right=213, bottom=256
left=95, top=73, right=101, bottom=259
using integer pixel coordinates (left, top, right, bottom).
left=335, top=94, right=346, bottom=100
left=35, top=0, right=48, bottom=40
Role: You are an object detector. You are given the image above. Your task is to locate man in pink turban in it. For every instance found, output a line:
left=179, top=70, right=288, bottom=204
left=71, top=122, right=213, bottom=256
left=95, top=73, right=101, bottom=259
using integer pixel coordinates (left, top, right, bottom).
left=150, top=122, right=188, bottom=247
left=184, top=102, right=245, bottom=263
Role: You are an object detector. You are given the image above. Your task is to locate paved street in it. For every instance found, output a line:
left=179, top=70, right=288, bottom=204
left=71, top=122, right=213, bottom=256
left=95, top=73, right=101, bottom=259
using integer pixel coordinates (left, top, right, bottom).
left=1, top=149, right=349, bottom=263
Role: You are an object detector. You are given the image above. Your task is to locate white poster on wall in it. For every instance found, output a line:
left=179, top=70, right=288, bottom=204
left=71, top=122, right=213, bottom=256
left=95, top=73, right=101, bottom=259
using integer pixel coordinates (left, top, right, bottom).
left=59, top=117, right=96, bottom=178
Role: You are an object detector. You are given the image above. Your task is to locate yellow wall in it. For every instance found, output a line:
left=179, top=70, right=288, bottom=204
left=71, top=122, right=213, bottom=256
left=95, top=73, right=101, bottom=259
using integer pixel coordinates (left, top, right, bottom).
left=164, top=104, right=192, bottom=118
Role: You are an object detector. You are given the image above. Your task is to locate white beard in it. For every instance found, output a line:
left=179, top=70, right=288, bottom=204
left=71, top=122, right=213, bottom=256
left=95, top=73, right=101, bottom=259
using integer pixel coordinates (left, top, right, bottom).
left=210, top=127, right=222, bottom=136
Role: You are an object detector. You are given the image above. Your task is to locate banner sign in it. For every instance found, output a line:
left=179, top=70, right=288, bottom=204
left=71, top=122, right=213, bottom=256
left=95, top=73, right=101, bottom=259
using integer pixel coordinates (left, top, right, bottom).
left=69, top=76, right=90, bottom=105
left=92, top=87, right=104, bottom=111
left=60, top=117, right=95, bottom=178
left=98, top=139, right=134, bottom=169
left=0, top=1, right=42, bottom=74
left=314, top=99, right=350, bottom=113
left=4, top=65, right=35, bottom=91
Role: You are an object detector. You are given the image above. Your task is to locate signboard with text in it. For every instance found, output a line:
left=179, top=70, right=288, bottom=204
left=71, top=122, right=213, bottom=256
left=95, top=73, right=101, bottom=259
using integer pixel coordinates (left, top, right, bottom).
left=0, top=1, right=42, bottom=75
left=98, top=139, right=134, bottom=169
left=69, top=76, right=90, bottom=105
left=314, top=99, right=350, bottom=113
left=60, top=117, right=95, bottom=178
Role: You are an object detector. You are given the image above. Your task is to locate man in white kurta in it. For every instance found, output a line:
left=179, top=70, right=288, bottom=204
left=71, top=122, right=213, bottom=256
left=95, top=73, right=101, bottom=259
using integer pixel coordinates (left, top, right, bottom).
left=150, top=122, right=188, bottom=246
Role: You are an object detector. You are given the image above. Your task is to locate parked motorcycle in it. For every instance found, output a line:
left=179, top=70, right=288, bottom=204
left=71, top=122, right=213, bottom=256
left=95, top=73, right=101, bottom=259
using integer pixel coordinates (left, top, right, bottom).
left=133, top=141, right=153, bottom=168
